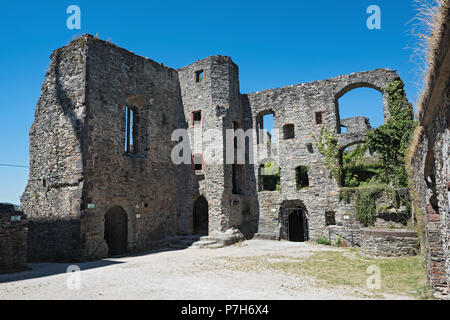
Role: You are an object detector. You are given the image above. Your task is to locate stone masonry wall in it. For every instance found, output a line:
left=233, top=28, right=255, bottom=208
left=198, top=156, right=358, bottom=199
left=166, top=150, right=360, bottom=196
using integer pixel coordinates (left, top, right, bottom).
left=21, top=34, right=411, bottom=262
left=20, top=38, right=87, bottom=261
left=0, top=205, right=28, bottom=272
left=407, top=2, right=450, bottom=298
left=360, top=229, right=419, bottom=258
left=80, top=36, right=181, bottom=258
left=248, top=69, right=400, bottom=241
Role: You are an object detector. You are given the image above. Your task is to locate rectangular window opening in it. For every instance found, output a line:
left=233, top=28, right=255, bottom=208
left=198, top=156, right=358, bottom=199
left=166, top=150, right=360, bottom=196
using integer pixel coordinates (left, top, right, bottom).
left=315, top=112, right=324, bottom=125
left=125, top=106, right=136, bottom=153
left=192, top=110, right=202, bottom=126
left=195, top=70, right=204, bottom=83
left=296, top=166, right=310, bottom=190
left=283, top=124, right=295, bottom=140
left=326, top=211, right=336, bottom=226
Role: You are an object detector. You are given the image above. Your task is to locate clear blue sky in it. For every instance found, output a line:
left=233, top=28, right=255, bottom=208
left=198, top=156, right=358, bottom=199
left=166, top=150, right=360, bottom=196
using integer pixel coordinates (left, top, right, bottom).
left=0, top=0, right=422, bottom=204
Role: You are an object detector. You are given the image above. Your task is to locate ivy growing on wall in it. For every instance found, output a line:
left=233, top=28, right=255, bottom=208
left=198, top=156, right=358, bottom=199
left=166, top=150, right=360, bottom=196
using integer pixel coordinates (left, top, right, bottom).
left=312, top=126, right=343, bottom=187
left=366, top=80, right=416, bottom=187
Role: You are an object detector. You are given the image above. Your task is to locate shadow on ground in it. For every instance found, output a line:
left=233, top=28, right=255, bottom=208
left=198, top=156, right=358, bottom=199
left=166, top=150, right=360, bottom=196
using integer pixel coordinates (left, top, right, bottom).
left=0, top=234, right=206, bottom=284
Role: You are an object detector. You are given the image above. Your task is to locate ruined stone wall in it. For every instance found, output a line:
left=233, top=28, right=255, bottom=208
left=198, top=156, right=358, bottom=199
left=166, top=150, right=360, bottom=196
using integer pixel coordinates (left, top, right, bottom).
left=21, top=38, right=87, bottom=261
left=178, top=56, right=250, bottom=235
left=0, top=205, right=28, bottom=272
left=246, top=69, right=399, bottom=241
left=407, top=2, right=450, bottom=297
left=21, top=34, right=409, bottom=262
left=360, top=229, right=419, bottom=258
left=80, top=36, right=181, bottom=258
left=21, top=35, right=182, bottom=260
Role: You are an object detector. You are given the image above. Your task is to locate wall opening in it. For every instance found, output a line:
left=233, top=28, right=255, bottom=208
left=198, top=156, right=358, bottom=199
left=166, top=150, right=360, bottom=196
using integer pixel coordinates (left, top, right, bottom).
left=191, top=110, right=202, bottom=127
left=315, top=112, right=324, bottom=125
left=288, top=209, right=306, bottom=242
left=195, top=70, right=204, bottom=83
left=424, top=150, right=439, bottom=213
left=125, top=106, right=137, bottom=153
left=336, top=87, right=383, bottom=131
left=281, top=201, right=309, bottom=242
left=296, top=166, right=309, bottom=190
left=193, top=196, right=208, bottom=235
left=104, top=206, right=128, bottom=257
left=259, top=160, right=280, bottom=191
left=257, top=112, right=274, bottom=144
left=283, top=124, right=295, bottom=140
left=325, top=211, right=336, bottom=226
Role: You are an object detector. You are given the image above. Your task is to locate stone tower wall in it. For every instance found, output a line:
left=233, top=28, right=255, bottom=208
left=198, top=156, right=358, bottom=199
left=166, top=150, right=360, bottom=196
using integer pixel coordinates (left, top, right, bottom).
left=79, top=36, right=181, bottom=258
left=21, top=38, right=87, bottom=261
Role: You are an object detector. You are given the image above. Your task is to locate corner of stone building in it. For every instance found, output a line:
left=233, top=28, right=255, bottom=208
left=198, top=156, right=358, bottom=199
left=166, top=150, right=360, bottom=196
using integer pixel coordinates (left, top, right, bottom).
left=20, top=36, right=88, bottom=262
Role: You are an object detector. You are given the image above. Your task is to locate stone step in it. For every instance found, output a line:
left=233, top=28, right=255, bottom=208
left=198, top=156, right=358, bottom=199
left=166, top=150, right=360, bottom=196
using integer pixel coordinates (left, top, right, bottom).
left=191, top=240, right=219, bottom=248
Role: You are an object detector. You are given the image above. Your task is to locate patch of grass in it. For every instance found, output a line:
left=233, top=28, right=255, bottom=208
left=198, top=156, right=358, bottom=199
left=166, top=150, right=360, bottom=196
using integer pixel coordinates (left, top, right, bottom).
left=213, top=248, right=431, bottom=299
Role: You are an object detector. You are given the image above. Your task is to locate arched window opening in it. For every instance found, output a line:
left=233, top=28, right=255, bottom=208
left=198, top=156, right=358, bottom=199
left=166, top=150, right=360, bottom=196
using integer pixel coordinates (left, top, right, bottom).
left=337, top=87, right=383, bottom=132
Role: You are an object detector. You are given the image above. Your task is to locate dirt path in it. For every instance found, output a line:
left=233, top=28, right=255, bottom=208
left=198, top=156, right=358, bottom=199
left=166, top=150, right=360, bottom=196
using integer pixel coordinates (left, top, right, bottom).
left=0, top=240, right=413, bottom=300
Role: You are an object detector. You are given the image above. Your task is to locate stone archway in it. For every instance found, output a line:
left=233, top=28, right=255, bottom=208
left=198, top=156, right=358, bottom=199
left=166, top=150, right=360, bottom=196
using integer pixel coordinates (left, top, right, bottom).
left=193, top=196, right=209, bottom=235
left=280, top=200, right=309, bottom=242
left=333, top=69, right=400, bottom=132
left=104, top=206, right=128, bottom=256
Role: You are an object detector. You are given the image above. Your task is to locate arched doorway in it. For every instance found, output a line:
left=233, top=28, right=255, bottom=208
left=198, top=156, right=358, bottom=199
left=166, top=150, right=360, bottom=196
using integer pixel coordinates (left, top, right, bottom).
left=281, top=201, right=309, bottom=242
left=193, top=196, right=208, bottom=235
left=104, top=206, right=128, bottom=256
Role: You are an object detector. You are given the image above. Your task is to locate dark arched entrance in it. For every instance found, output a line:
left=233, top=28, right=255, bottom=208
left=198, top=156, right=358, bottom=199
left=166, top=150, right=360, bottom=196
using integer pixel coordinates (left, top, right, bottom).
left=193, top=196, right=208, bottom=235
left=104, top=206, right=128, bottom=256
left=281, top=201, right=309, bottom=242
left=288, top=209, right=306, bottom=242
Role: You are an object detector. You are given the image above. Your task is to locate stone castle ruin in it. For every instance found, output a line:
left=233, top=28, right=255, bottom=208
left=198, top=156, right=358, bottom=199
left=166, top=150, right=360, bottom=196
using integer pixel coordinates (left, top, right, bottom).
left=407, top=1, right=450, bottom=298
left=21, top=34, right=408, bottom=261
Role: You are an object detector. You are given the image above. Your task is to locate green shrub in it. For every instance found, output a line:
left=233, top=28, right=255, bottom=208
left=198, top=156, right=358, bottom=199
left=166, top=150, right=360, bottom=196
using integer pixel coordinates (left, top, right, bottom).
left=317, top=237, right=331, bottom=246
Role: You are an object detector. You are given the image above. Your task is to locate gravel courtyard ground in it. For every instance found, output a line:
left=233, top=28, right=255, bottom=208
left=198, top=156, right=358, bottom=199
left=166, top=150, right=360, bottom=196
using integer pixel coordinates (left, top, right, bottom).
left=0, top=240, right=424, bottom=300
